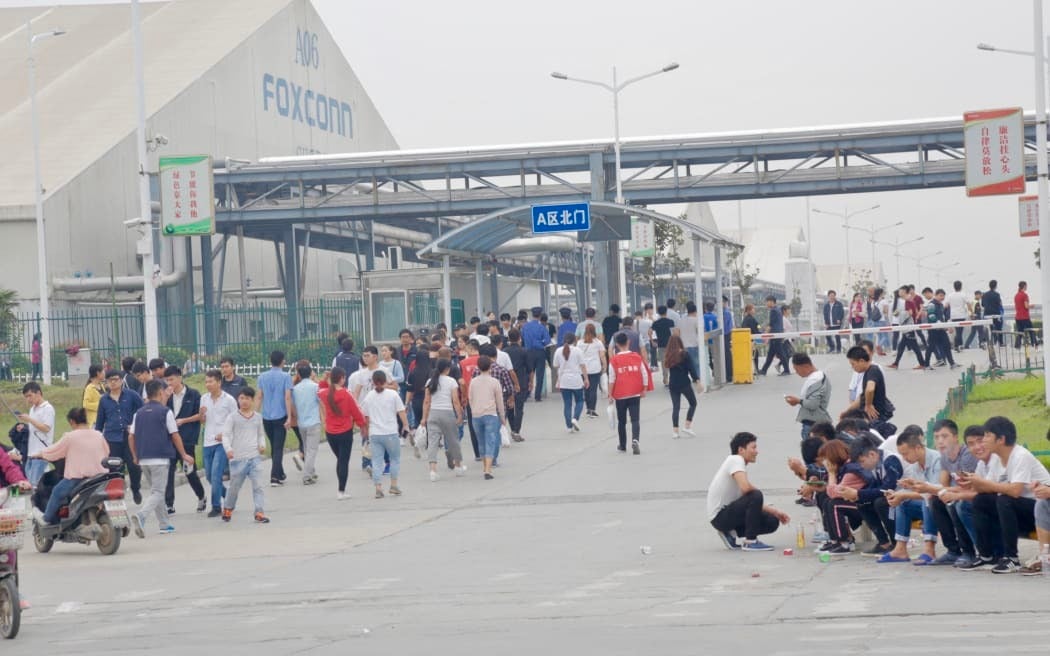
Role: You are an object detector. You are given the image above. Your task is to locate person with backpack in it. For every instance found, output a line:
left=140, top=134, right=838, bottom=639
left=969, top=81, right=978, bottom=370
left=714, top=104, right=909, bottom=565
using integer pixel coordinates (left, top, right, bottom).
left=333, top=337, right=361, bottom=376
left=866, top=288, right=888, bottom=356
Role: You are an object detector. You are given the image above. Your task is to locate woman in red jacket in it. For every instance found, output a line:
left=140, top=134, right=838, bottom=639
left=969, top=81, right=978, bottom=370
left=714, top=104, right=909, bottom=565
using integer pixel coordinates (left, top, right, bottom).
left=608, top=332, right=648, bottom=455
left=317, top=367, right=367, bottom=500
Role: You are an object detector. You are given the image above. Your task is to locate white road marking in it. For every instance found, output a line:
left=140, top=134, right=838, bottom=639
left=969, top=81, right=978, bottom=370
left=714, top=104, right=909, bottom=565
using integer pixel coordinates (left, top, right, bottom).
left=114, top=589, right=165, bottom=602
left=55, top=601, right=83, bottom=614
left=489, top=572, right=528, bottom=582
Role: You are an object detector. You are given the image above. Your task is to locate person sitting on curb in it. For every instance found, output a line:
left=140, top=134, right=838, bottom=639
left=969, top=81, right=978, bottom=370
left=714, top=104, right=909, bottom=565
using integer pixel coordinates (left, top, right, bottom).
left=836, top=433, right=903, bottom=557
left=875, top=426, right=942, bottom=564
left=707, top=431, right=790, bottom=551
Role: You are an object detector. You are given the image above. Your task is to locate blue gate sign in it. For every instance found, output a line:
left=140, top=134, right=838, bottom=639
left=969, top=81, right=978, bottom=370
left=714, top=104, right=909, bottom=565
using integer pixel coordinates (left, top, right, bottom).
left=531, top=202, right=591, bottom=234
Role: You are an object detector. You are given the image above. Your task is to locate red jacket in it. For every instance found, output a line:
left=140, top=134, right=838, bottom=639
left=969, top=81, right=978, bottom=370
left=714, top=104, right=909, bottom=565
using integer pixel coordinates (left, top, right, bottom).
left=609, top=351, right=649, bottom=399
left=0, top=449, right=27, bottom=487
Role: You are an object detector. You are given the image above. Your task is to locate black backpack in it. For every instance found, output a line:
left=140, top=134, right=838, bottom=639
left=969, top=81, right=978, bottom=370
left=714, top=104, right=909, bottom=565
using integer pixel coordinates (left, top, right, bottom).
left=334, top=351, right=360, bottom=375
left=868, top=301, right=882, bottom=323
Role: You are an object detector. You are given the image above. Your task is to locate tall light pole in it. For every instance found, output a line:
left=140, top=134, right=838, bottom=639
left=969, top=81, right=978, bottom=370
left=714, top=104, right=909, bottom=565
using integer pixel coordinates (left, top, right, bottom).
left=932, top=261, right=961, bottom=290
left=874, top=234, right=924, bottom=287
left=977, top=0, right=1050, bottom=402
left=911, top=249, right=944, bottom=284
left=132, top=0, right=160, bottom=360
left=842, top=219, right=903, bottom=284
left=811, top=204, right=880, bottom=291
left=551, top=62, right=680, bottom=311
left=27, top=21, right=66, bottom=385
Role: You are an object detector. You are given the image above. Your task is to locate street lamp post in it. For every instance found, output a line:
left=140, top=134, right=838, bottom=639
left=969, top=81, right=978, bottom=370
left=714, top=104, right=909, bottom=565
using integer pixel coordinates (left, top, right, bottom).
left=932, top=261, right=961, bottom=290
left=841, top=219, right=903, bottom=285
left=911, top=249, right=944, bottom=284
left=976, top=0, right=1050, bottom=403
left=551, top=62, right=680, bottom=311
left=873, top=234, right=924, bottom=287
left=811, top=204, right=880, bottom=290
left=27, top=21, right=66, bottom=385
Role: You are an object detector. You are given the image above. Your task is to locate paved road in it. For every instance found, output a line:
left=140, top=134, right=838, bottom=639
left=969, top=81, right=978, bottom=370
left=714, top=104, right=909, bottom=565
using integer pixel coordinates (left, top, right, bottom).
left=10, top=349, right=1047, bottom=653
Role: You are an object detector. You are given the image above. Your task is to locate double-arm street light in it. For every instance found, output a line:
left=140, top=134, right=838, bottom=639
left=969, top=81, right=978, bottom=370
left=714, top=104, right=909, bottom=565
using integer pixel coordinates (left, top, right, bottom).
left=873, top=234, right=924, bottom=288
left=842, top=219, right=903, bottom=284
left=28, top=21, right=67, bottom=385
left=811, top=204, right=880, bottom=289
left=551, top=62, right=680, bottom=310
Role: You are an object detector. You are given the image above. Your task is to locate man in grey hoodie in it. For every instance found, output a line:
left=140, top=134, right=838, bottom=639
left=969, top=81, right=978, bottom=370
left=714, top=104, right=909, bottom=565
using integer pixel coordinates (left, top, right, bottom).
left=783, top=353, right=832, bottom=440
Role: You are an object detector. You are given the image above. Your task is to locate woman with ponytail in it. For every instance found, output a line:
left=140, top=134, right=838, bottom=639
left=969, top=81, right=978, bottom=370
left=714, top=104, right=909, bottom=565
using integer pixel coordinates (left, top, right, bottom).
left=317, top=366, right=366, bottom=500
left=552, top=333, right=589, bottom=433
left=420, top=359, right=465, bottom=482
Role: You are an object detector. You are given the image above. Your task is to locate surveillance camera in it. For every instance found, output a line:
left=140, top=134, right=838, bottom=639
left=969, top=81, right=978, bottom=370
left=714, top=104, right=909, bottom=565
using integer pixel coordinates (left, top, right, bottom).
left=123, top=217, right=147, bottom=226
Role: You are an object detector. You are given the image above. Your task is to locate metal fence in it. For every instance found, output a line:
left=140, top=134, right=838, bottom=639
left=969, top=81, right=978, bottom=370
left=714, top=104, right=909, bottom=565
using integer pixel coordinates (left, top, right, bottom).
left=983, top=330, right=1044, bottom=378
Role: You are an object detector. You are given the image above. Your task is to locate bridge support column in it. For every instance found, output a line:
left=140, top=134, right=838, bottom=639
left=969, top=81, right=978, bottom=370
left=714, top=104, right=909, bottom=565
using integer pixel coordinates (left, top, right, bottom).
left=283, top=227, right=300, bottom=340
left=693, top=237, right=710, bottom=389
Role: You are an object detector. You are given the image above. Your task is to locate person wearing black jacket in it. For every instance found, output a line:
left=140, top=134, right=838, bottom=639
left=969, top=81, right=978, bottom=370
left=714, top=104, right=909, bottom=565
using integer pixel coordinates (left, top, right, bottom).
left=664, top=335, right=701, bottom=439
left=981, top=280, right=1004, bottom=346
left=822, top=291, right=846, bottom=353
left=839, top=435, right=903, bottom=556
left=741, top=303, right=761, bottom=372
left=758, top=296, right=790, bottom=376
left=164, top=366, right=206, bottom=513
left=6, top=422, right=29, bottom=476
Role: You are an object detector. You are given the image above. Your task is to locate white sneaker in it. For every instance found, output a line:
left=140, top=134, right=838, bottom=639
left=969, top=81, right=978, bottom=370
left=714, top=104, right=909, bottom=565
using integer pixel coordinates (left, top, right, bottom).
left=455, top=465, right=468, bottom=477
left=681, top=427, right=696, bottom=437
left=400, top=437, right=407, bottom=447
left=430, top=471, right=439, bottom=482
left=337, top=492, right=350, bottom=500
left=567, top=427, right=574, bottom=434
left=672, top=431, right=680, bottom=439
left=571, top=418, right=581, bottom=432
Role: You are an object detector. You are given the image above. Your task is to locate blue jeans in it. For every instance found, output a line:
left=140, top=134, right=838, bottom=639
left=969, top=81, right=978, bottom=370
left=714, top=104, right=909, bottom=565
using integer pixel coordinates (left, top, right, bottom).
left=204, top=445, right=228, bottom=512
left=368, top=434, right=401, bottom=485
left=472, top=414, right=502, bottom=459
left=955, top=499, right=978, bottom=546
left=225, top=456, right=265, bottom=513
left=871, top=319, right=890, bottom=349
left=43, top=477, right=83, bottom=525
left=561, top=388, right=584, bottom=428
left=894, top=498, right=937, bottom=543
left=686, top=347, right=700, bottom=379
left=25, top=458, right=48, bottom=486
left=800, top=421, right=813, bottom=440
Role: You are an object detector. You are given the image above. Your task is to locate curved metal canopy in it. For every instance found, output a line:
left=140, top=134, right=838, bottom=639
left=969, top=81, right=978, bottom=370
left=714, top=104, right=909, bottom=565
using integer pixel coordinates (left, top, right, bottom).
left=416, top=201, right=742, bottom=260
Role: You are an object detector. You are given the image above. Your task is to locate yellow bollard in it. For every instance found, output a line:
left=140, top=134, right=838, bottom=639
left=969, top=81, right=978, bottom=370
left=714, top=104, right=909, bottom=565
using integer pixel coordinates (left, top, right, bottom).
left=731, top=328, right=754, bottom=384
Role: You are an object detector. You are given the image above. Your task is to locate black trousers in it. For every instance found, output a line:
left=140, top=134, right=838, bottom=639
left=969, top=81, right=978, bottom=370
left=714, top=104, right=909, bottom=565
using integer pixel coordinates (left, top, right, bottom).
left=165, top=443, right=205, bottom=508
left=991, top=317, right=1004, bottom=345
left=510, top=384, right=530, bottom=433
left=262, top=416, right=287, bottom=482
left=972, top=492, right=1011, bottom=559
left=1016, top=319, right=1037, bottom=347
left=826, top=497, right=862, bottom=542
left=711, top=489, right=780, bottom=541
left=892, top=333, right=926, bottom=367
left=525, top=349, right=546, bottom=401
left=930, top=495, right=974, bottom=556
left=857, top=495, right=894, bottom=545
left=615, top=397, right=641, bottom=449
left=465, top=406, right=480, bottom=458
left=583, top=373, right=601, bottom=414
left=994, top=494, right=1036, bottom=559
left=723, top=335, right=733, bottom=382
left=107, top=438, right=141, bottom=495
left=759, top=338, right=789, bottom=374
left=964, top=325, right=987, bottom=348
left=923, top=329, right=954, bottom=366
left=669, top=384, right=697, bottom=428
left=326, top=429, right=353, bottom=493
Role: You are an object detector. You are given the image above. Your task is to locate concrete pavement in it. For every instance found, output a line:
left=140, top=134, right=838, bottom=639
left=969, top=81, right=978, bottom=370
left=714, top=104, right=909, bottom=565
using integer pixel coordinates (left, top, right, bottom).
left=10, top=348, right=1048, bottom=654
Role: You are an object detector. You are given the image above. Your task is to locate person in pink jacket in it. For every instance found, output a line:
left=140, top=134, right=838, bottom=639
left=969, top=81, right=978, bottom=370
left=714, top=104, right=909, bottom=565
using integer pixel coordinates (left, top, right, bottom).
left=816, top=440, right=869, bottom=555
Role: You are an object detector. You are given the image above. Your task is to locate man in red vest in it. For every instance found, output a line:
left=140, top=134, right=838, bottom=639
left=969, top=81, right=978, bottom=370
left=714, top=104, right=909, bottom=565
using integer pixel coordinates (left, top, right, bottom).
left=608, top=332, right=648, bottom=455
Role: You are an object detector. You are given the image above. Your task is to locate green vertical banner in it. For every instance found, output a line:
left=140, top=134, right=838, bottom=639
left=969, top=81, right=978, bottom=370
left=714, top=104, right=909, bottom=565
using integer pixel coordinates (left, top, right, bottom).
left=159, top=155, right=215, bottom=236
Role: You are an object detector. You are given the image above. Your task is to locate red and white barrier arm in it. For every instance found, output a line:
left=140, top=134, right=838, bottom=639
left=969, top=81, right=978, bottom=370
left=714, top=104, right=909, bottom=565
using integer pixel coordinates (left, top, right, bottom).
left=748, top=319, right=995, bottom=342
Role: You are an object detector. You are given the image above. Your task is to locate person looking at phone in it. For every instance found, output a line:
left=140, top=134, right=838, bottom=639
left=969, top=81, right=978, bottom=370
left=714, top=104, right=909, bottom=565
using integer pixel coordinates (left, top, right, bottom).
left=783, top=353, right=831, bottom=440
left=17, top=382, right=55, bottom=486
left=874, top=426, right=942, bottom=564
left=834, top=433, right=903, bottom=557
left=818, top=440, right=870, bottom=555
left=707, top=432, right=790, bottom=551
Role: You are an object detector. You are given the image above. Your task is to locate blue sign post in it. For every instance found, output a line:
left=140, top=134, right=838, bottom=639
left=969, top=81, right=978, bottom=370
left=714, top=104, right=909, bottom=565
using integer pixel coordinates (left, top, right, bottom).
left=531, top=202, right=591, bottom=234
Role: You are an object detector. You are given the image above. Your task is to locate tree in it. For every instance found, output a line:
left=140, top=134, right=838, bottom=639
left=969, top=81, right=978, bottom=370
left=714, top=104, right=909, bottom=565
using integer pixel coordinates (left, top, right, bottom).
left=727, top=248, right=760, bottom=306
left=0, top=288, right=16, bottom=344
left=631, top=219, right=691, bottom=303
left=850, top=268, right=877, bottom=297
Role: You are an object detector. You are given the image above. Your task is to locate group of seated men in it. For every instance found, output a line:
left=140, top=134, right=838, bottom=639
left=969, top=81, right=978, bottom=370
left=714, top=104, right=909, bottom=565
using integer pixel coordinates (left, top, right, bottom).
left=708, top=415, right=1050, bottom=574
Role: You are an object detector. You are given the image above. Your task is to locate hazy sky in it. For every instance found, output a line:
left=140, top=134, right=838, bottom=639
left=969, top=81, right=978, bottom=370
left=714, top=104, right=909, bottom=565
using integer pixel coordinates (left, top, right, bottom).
left=6, top=0, right=1047, bottom=298
left=311, top=0, right=1047, bottom=297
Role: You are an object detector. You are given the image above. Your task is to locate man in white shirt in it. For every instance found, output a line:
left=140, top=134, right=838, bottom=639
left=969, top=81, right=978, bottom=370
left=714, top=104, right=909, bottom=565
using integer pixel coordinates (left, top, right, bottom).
left=200, top=369, right=239, bottom=517
left=17, top=382, right=55, bottom=485
left=665, top=298, right=681, bottom=326
left=965, top=416, right=1050, bottom=573
left=707, top=432, right=790, bottom=551
left=847, top=340, right=881, bottom=402
left=879, top=427, right=942, bottom=563
left=945, top=280, right=970, bottom=352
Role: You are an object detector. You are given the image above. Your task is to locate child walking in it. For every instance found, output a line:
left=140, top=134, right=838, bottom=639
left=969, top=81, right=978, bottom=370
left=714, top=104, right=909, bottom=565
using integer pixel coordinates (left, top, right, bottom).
left=221, top=387, right=270, bottom=523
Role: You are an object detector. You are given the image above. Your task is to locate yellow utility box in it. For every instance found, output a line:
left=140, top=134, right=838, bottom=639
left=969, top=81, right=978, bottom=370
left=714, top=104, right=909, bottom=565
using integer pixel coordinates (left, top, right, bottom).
left=731, top=328, right=754, bottom=384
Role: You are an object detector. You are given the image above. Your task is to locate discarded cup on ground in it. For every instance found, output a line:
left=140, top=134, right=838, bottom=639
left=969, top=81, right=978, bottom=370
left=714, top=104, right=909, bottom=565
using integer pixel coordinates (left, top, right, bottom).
left=640, top=546, right=652, bottom=555
left=783, top=548, right=794, bottom=556
left=819, top=553, right=831, bottom=563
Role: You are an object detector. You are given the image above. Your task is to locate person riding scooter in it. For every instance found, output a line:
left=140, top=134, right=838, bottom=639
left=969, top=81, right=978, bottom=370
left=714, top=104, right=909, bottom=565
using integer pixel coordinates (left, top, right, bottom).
left=30, top=408, right=109, bottom=527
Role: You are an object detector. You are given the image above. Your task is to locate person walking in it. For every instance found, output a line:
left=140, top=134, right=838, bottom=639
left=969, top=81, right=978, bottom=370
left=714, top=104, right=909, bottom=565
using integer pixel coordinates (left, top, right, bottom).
left=420, top=359, right=467, bottom=482
left=0, top=341, right=11, bottom=381
left=888, top=286, right=928, bottom=370
left=741, top=303, right=761, bottom=372
left=758, top=296, right=790, bottom=376
left=163, top=366, right=207, bottom=514
left=220, top=386, right=270, bottom=524
left=678, top=302, right=701, bottom=379
left=664, top=334, right=701, bottom=439
left=522, top=307, right=551, bottom=402
left=651, top=306, right=676, bottom=386
left=256, top=350, right=293, bottom=487
left=608, top=332, right=649, bottom=455
left=848, top=292, right=865, bottom=345
left=30, top=333, right=42, bottom=381
left=553, top=334, right=589, bottom=434
left=1014, top=280, right=1036, bottom=347
left=468, top=355, right=506, bottom=480
left=200, top=369, right=237, bottom=517
left=291, top=363, right=322, bottom=485
left=578, top=324, right=606, bottom=418
left=504, top=328, right=530, bottom=439
left=982, top=279, right=1004, bottom=346
left=81, top=364, right=105, bottom=428
left=361, top=370, right=407, bottom=499
left=318, top=366, right=367, bottom=500
left=128, top=380, right=196, bottom=537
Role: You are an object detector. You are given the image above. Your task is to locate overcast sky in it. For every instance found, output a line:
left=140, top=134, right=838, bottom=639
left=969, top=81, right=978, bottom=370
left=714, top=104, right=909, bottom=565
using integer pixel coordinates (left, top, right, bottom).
left=6, top=0, right=1047, bottom=299
left=311, top=0, right=1047, bottom=298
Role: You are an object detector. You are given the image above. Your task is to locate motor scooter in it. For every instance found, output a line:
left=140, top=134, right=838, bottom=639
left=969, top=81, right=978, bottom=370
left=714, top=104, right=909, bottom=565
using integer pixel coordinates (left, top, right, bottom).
left=0, top=485, right=29, bottom=639
left=31, top=457, right=129, bottom=556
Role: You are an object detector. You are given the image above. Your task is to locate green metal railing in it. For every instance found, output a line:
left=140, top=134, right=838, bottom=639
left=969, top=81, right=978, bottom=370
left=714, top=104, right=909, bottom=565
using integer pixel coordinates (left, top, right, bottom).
left=925, top=365, right=977, bottom=447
